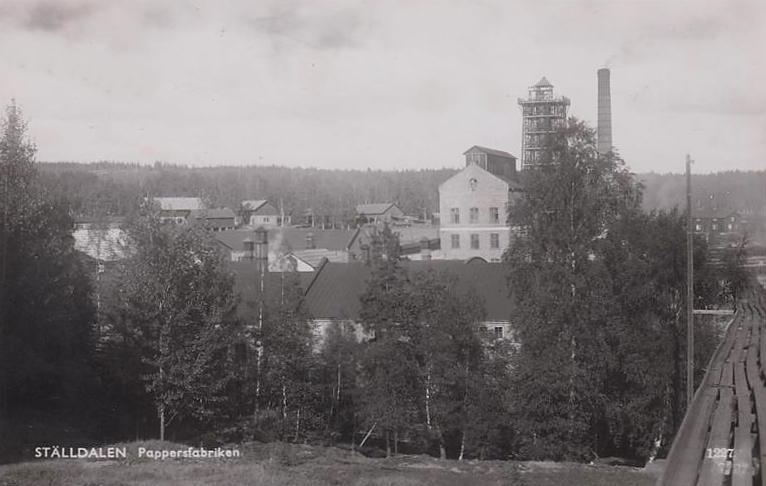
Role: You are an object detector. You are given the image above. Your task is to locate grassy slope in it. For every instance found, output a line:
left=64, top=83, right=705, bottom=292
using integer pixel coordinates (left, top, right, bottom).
left=0, top=441, right=661, bottom=486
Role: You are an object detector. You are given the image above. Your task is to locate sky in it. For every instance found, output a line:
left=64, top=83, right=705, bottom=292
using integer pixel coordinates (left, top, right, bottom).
left=0, top=0, right=764, bottom=174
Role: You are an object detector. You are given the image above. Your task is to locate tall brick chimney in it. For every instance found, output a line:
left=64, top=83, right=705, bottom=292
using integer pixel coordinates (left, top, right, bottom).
left=597, top=68, right=612, bottom=155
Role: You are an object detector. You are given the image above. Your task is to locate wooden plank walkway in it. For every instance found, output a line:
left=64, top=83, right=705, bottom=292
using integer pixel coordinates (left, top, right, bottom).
left=658, top=282, right=766, bottom=486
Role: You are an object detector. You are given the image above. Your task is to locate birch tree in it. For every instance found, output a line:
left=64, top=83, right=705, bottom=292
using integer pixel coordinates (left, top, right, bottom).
left=505, top=117, right=642, bottom=460
left=108, top=212, right=238, bottom=440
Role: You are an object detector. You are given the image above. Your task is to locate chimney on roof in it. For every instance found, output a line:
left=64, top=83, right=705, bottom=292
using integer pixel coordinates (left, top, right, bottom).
left=306, top=232, right=315, bottom=250
left=597, top=68, right=612, bottom=155
left=419, top=237, right=431, bottom=261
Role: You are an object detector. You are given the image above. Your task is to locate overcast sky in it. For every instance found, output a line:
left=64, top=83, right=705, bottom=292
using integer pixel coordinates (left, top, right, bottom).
left=0, top=0, right=763, bottom=174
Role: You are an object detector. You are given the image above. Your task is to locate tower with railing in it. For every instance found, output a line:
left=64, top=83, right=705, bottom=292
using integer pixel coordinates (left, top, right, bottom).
left=517, top=77, right=570, bottom=170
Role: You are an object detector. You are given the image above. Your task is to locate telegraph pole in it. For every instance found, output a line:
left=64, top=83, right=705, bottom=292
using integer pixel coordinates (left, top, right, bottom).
left=686, top=155, right=694, bottom=408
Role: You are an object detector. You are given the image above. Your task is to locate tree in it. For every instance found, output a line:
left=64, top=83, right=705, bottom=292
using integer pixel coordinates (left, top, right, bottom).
left=260, top=269, right=317, bottom=441
left=105, top=212, right=239, bottom=440
left=403, top=270, right=486, bottom=459
left=358, top=225, right=493, bottom=458
left=598, top=209, right=721, bottom=460
left=721, top=234, right=748, bottom=305
left=505, top=117, right=643, bottom=460
left=318, top=320, right=359, bottom=440
left=0, top=101, right=97, bottom=459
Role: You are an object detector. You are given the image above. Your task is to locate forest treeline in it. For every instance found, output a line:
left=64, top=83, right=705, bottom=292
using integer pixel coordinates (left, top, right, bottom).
left=37, top=160, right=765, bottom=226
left=0, top=103, right=752, bottom=464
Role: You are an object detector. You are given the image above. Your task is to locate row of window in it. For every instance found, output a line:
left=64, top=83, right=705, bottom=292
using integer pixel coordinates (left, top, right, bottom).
left=450, top=233, right=500, bottom=249
left=450, top=207, right=501, bottom=224
left=466, top=152, right=487, bottom=165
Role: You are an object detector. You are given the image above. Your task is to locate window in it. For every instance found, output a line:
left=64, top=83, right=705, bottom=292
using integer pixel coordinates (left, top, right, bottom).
left=490, top=233, right=499, bottom=248
left=468, top=152, right=486, bottom=165
left=470, top=234, right=479, bottom=249
left=470, top=207, right=479, bottom=223
left=695, top=224, right=702, bottom=231
left=490, top=207, right=499, bottom=223
left=451, top=208, right=460, bottom=224
left=451, top=234, right=460, bottom=249
left=494, top=327, right=503, bottom=337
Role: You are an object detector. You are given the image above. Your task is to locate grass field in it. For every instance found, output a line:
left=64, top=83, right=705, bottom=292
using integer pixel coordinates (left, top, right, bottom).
left=0, top=441, right=662, bottom=486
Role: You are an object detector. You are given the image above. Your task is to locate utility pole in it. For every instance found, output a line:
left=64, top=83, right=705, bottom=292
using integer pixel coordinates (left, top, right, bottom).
left=686, top=155, right=694, bottom=409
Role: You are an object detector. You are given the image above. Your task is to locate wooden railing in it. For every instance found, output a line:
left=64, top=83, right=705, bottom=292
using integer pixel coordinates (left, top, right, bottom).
left=658, top=281, right=766, bottom=486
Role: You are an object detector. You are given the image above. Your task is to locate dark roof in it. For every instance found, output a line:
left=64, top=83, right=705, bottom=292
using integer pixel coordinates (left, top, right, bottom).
left=216, top=228, right=361, bottom=253
left=356, top=203, right=400, bottom=216
left=377, top=225, right=439, bottom=245
left=226, top=261, right=315, bottom=321
left=401, top=238, right=440, bottom=254
left=241, top=200, right=279, bottom=216
left=494, top=173, right=524, bottom=191
left=693, top=209, right=740, bottom=219
left=304, top=260, right=513, bottom=322
left=159, top=209, right=191, bottom=217
left=73, top=215, right=125, bottom=226
left=191, top=208, right=236, bottom=220
left=241, top=200, right=268, bottom=211
left=533, top=77, right=553, bottom=88
left=463, top=145, right=517, bottom=160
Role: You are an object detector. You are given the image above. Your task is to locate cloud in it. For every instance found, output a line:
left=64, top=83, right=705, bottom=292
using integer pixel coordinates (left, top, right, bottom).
left=246, top=1, right=377, bottom=52
left=666, top=94, right=766, bottom=117
left=603, top=0, right=764, bottom=68
left=23, top=1, right=100, bottom=32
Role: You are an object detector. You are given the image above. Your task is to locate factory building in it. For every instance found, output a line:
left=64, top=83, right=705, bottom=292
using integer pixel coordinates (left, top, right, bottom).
left=439, top=146, right=522, bottom=262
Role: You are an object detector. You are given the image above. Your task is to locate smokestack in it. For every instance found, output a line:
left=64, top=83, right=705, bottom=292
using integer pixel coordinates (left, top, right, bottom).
left=597, top=68, right=612, bottom=155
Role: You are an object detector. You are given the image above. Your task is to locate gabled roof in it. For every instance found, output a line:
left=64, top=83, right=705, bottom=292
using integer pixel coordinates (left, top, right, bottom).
left=158, top=209, right=191, bottom=218
left=356, top=203, right=400, bottom=216
left=463, top=145, right=517, bottom=160
left=226, top=261, right=315, bottom=321
left=290, top=249, right=347, bottom=268
left=73, top=227, right=128, bottom=261
left=439, top=163, right=523, bottom=191
left=153, top=197, right=204, bottom=211
left=389, top=226, right=439, bottom=244
left=533, top=76, right=553, bottom=88
left=241, top=200, right=268, bottom=211
left=216, top=228, right=361, bottom=253
left=73, top=216, right=124, bottom=226
left=304, top=260, right=513, bottom=321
